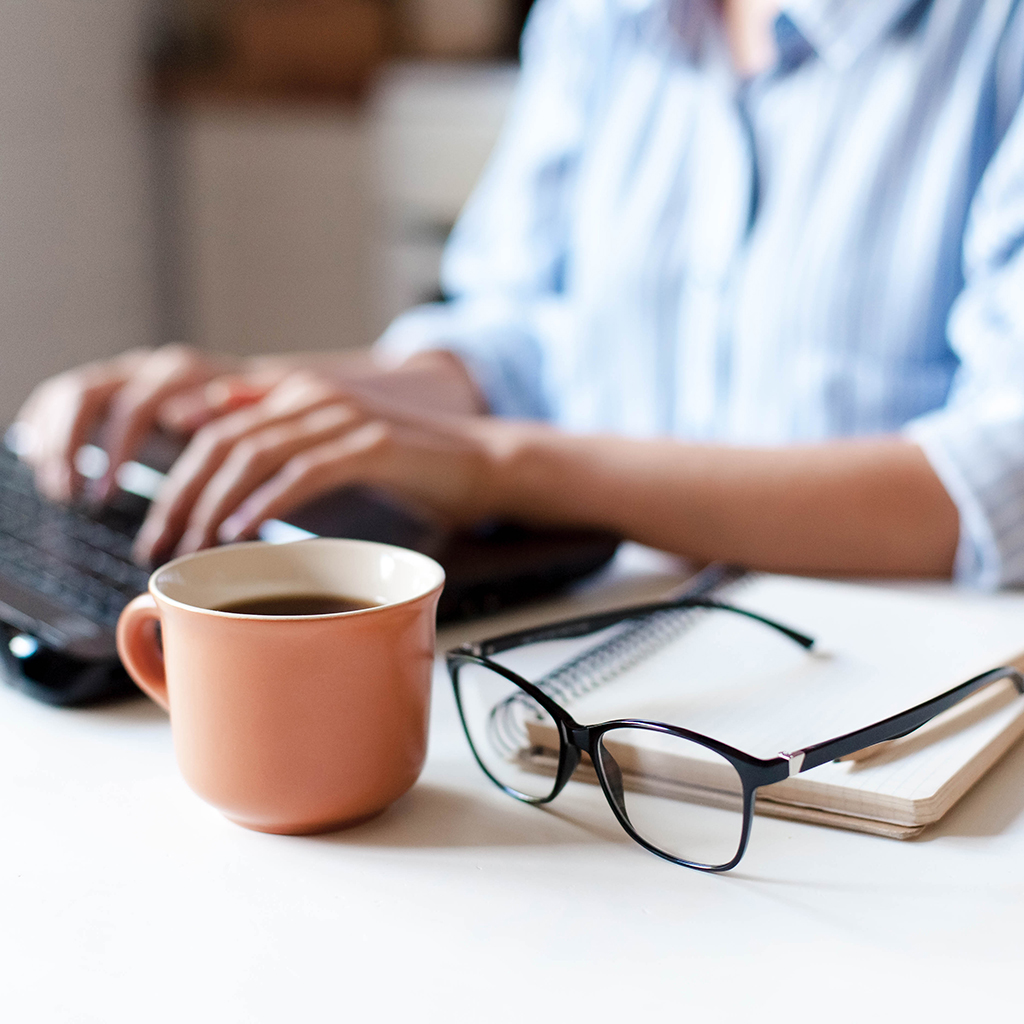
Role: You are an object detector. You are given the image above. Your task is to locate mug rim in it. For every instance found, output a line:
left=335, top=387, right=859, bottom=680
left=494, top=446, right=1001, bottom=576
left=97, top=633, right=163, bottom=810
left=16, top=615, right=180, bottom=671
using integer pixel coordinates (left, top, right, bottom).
left=148, top=537, right=446, bottom=620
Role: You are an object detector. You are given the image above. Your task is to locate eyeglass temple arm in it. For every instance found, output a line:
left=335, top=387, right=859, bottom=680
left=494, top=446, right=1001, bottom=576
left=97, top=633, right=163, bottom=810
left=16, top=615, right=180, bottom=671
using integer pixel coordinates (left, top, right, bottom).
left=787, top=665, right=1024, bottom=774
left=473, top=597, right=815, bottom=657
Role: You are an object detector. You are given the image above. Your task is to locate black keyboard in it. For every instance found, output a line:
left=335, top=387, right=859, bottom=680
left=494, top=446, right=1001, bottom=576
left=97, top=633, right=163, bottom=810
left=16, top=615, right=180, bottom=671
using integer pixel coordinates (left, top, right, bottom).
left=0, top=446, right=150, bottom=635
left=0, top=440, right=620, bottom=707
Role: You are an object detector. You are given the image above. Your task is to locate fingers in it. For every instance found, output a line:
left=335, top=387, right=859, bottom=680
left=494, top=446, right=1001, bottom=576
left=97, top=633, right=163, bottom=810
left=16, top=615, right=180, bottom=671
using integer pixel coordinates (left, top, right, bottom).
left=177, top=405, right=363, bottom=554
left=97, top=345, right=231, bottom=502
left=217, top=423, right=397, bottom=543
left=131, top=369, right=502, bottom=567
left=12, top=345, right=231, bottom=505
left=133, top=377, right=357, bottom=564
left=157, top=375, right=275, bottom=434
left=40, top=383, right=113, bottom=501
left=217, top=418, right=492, bottom=544
left=15, top=354, right=142, bottom=501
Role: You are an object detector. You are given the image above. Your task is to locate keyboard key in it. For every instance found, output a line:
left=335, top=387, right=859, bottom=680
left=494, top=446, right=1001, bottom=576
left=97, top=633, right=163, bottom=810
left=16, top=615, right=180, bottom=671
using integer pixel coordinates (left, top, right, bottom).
left=0, top=446, right=148, bottom=627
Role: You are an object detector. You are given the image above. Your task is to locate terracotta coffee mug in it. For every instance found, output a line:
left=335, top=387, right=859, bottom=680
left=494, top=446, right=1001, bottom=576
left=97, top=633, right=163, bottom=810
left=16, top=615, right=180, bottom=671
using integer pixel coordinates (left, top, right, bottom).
left=116, top=538, right=444, bottom=834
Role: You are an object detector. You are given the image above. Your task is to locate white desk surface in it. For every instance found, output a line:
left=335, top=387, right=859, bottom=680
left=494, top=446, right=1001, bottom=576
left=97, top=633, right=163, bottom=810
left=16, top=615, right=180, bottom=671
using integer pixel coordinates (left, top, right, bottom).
left=2, top=545, right=1021, bottom=1022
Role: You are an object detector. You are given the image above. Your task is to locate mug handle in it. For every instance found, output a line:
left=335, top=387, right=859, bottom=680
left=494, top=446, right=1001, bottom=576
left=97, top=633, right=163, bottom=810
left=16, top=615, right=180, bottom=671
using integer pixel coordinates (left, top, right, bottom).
left=116, top=594, right=170, bottom=711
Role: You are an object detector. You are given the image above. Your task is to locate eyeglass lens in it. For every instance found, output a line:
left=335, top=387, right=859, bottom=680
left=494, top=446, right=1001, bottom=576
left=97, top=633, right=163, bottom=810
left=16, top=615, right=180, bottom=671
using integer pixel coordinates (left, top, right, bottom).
left=455, top=660, right=562, bottom=801
left=595, top=725, right=746, bottom=868
left=455, top=659, right=748, bottom=868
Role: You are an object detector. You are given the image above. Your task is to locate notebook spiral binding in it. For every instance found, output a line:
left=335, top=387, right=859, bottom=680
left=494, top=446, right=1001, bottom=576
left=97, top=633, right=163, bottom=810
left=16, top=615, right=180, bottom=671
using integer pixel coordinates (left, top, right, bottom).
left=533, top=562, right=750, bottom=706
left=486, top=565, right=750, bottom=759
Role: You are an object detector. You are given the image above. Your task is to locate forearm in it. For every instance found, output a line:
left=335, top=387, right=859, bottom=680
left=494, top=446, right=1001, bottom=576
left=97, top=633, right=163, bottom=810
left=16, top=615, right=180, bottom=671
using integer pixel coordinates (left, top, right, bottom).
left=488, top=428, right=959, bottom=578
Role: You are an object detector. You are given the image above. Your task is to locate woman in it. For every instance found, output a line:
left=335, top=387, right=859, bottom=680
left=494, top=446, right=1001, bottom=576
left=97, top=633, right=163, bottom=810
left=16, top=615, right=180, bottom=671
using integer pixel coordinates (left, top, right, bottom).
left=15, top=0, right=1024, bottom=585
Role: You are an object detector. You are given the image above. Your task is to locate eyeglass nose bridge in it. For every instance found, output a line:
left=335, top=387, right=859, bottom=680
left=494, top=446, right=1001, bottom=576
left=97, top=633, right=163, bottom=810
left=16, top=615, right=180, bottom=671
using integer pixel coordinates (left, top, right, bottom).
left=559, top=723, right=629, bottom=814
left=545, top=723, right=594, bottom=798
left=568, top=725, right=593, bottom=749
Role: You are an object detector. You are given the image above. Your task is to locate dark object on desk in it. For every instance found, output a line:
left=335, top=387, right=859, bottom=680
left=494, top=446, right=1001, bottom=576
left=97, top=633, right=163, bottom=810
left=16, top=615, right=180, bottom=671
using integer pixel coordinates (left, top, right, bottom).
left=0, top=444, right=151, bottom=657
left=0, top=622, right=139, bottom=706
left=0, top=444, right=618, bottom=707
left=283, top=486, right=621, bottom=623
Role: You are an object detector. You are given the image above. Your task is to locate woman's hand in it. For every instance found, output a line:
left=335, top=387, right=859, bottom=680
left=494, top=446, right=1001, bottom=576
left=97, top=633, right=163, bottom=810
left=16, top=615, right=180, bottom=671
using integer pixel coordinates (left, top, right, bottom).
left=13, top=345, right=252, bottom=503
left=132, top=371, right=511, bottom=565
left=14, top=345, right=485, bottom=510
left=14, top=347, right=961, bottom=580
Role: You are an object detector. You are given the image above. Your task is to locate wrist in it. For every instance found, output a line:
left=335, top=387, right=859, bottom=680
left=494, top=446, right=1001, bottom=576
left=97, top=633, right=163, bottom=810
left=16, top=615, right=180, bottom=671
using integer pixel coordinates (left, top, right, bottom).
left=395, top=349, right=486, bottom=415
left=473, top=427, right=706, bottom=544
left=473, top=420, right=603, bottom=526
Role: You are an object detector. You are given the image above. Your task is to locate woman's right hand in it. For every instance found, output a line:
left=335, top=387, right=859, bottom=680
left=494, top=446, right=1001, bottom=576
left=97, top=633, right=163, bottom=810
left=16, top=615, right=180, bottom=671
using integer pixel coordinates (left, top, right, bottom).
left=14, top=342, right=485, bottom=531
left=13, top=344, right=249, bottom=503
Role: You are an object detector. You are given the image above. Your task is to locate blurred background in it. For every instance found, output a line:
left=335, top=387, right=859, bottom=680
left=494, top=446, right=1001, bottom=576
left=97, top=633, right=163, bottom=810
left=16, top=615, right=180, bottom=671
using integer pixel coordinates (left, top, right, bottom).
left=0, top=0, right=529, bottom=424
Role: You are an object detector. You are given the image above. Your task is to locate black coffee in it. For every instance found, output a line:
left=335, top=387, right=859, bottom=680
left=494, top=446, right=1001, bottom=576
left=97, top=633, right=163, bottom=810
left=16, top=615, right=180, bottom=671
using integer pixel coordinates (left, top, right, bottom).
left=216, top=593, right=380, bottom=616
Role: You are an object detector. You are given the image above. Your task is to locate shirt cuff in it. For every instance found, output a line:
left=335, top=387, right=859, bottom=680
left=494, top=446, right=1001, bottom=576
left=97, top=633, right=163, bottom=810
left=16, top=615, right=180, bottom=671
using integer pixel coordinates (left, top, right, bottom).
left=376, top=300, right=550, bottom=420
left=903, top=410, right=1024, bottom=588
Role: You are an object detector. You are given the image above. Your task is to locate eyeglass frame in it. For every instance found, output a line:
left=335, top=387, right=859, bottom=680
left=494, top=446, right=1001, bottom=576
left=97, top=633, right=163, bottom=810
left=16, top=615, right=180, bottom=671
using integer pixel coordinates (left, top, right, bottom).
left=446, top=593, right=1024, bottom=872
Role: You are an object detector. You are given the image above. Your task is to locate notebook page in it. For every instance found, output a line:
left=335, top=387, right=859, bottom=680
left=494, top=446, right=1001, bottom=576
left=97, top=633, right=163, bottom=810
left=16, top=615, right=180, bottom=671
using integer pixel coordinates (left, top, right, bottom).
left=544, top=576, right=1024, bottom=824
left=759, top=680, right=1024, bottom=823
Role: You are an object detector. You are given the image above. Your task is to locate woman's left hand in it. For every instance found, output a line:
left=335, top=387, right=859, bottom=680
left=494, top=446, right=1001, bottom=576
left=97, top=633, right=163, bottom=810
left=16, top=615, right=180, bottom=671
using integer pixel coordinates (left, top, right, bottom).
left=132, top=371, right=514, bottom=565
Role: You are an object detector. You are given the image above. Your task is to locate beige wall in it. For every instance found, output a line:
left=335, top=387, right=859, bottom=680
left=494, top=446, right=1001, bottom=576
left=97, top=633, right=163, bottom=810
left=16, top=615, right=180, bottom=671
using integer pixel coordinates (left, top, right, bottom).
left=0, top=0, right=160, bottom=425
left=170, top=63, right=517, bottom=360
left=173, top=106, right=377, bottom=356
left=0, top=20, right=517, bottom=429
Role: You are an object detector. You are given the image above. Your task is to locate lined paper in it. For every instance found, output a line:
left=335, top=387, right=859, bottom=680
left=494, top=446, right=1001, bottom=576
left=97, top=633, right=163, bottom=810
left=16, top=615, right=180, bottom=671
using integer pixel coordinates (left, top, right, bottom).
left=527, top=576, right=1024, bottom=830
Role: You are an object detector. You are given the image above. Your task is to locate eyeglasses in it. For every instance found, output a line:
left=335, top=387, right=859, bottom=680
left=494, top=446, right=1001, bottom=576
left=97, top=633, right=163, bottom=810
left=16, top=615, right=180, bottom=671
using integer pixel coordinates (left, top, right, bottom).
left=446, top=593, right=1024, bottom=871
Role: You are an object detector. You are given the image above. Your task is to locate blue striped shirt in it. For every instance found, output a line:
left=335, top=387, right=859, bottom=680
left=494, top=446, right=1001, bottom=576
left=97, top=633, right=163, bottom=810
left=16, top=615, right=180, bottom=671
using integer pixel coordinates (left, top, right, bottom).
left=380, top=0, right=1024, bottom=588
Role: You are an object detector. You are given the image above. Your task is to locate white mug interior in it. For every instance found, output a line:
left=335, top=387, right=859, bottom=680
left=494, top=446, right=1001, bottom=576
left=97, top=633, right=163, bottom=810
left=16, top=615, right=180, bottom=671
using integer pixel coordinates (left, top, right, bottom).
left=151, top=538, right=445, bottom=615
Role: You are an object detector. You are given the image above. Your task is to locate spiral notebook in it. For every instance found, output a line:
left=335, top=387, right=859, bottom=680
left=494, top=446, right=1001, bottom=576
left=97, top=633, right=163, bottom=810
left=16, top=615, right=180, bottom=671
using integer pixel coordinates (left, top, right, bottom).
left=518, top=573, right=1024, bottom=838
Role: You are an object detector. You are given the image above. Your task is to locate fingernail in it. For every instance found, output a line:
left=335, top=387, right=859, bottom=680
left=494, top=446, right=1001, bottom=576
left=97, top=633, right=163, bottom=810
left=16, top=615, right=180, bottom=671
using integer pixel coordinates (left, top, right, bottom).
left=133, top=523, right=161, bottom=564
left=41, top=466, right=70, bottom=502
left=132, top=539, right=153, bottom=566
left=95, top=474, right=115, bottom=503
left=218, top=515, right=245, bottom=543
left=37, top=470, right=58, bottom=501
left=84, top=478, right=109, bottom=508
left=177, top=528, right=207, bottom=554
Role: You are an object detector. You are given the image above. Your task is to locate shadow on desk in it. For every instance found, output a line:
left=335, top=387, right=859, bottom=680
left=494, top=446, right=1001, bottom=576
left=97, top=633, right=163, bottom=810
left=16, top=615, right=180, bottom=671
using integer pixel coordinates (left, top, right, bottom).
left=74, top=695, right=162, bottom=723
left=311, top=770, right=629, bottom=851
left=76, top=697, right=1024, bottom=848
left=917, top=735, right=1024, bottom=841
left=325, top=735, right=1024, bottom=854
left=72, top=699, right=634, bottom=852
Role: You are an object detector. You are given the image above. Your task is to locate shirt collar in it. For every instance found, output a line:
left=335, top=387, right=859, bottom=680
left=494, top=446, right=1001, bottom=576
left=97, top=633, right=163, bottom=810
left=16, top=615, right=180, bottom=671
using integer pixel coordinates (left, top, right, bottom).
left=782, top=0, right=930, bottom=71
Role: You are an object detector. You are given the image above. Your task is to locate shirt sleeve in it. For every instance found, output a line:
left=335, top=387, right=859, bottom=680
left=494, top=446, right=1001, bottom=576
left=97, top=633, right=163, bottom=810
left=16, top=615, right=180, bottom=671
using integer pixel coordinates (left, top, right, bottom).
left=905, top=85, right=1024, bottom=588
left=376, top=0, right=606, bottom=419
